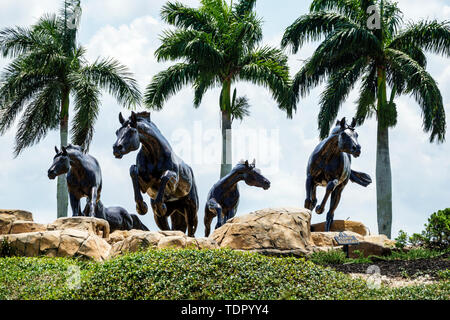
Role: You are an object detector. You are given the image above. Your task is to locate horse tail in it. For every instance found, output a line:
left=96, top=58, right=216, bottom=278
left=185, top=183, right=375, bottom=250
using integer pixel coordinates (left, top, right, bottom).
left=350, top=170, right=372, bottom=187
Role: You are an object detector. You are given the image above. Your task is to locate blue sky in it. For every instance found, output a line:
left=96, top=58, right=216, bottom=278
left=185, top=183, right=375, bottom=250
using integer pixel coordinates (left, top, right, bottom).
left=0, top=0, right=449, bottom=238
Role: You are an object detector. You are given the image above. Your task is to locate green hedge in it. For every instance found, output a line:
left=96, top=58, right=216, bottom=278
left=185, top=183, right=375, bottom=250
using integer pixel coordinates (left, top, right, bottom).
left=0, top=249, right=448, bottom=300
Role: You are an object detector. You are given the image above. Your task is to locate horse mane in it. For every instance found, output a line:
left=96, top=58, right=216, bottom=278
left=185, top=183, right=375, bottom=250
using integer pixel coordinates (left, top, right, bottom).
left=134, top=112, right=151, bottom=122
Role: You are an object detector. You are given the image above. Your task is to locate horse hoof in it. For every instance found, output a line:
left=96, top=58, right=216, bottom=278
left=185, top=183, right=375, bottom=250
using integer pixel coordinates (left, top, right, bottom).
left=136, top=201, right=148, bottom=215
left=315, top=205, right=324, bottom=215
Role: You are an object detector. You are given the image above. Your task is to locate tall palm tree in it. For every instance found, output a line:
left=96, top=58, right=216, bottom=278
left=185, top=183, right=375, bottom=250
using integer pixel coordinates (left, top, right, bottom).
left=0, top=0, right=141, bottom=218
left=281, top=0, right=449, bottom=238
left=145, top=0, right=294, bottom=178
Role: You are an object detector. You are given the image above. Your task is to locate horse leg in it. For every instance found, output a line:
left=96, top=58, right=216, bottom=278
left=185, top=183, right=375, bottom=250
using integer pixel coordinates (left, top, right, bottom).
left=304, top=175, right=315, bottom=210
left=130, top=165, right=148, bottom=215
left=69, top=193, right=81, bottom=217
left=224, top=207, right=236, bottom=224
left=154, top=170, right=178, bottom=218
left=204, top=208, right=216, bottom=237
left=325, top=183, right=346, bottom=232
left=87, top=187, right=98, bottom=217
left=151, top=199, right=170, bottom=231
left=316, top=179, right=338, bottom=214
left=183, top=200, right=198, bottom=238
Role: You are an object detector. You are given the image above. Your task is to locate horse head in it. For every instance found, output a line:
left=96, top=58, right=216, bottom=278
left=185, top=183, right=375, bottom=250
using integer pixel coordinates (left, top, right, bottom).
left=335, top=117, right=361, bottom=158
left=237, top=159, right=271, bottom=190
left=113, top=111, right=142, bottom=159
left=48, top=146, right=70, bottom=179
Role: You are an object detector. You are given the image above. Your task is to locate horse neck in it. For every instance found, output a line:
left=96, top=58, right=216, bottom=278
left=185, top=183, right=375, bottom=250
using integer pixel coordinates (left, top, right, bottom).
left=220, top=169, right=244, bottom=190
left=67, top=149, right=87, bottom=178
left=137, top=122, right=170, bottom=160
left=318, top=134, right=341, bottom=163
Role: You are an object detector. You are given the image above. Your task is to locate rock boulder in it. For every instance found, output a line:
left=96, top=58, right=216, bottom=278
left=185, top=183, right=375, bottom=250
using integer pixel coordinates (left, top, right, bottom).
left=211, top=208, right=315, bottom=256
left=311, top=220, right=369, bottom=236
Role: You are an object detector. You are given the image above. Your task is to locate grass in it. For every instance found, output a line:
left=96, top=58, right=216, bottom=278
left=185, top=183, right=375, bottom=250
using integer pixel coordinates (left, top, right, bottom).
left=0, top=248, right=448, bottom=300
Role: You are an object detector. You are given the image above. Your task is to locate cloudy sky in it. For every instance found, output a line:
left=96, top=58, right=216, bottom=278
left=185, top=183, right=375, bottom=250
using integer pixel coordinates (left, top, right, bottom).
left=0, top=0, right=449, bottom=238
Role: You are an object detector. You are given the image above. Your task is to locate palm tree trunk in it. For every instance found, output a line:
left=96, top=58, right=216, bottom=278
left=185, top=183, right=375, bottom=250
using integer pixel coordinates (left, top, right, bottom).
left=57, top=90, right=70, bottom=218
left=220, top=80, right=232, bottom=178
left=376, top=67, right=393, bottom=238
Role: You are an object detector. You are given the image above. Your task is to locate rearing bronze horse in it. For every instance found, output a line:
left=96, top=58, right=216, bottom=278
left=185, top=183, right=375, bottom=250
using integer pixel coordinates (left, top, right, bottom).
left=305, top=117, right=372, bottom=232
left=113, top=112, right=199, bottom=237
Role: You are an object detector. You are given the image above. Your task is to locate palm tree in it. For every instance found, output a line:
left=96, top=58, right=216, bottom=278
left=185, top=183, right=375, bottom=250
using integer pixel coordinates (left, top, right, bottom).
left=144, top=0, right=294, bottom=178
left=281, top=0, right=449, bottom=238
left=0, top=0, right=141, bottom=218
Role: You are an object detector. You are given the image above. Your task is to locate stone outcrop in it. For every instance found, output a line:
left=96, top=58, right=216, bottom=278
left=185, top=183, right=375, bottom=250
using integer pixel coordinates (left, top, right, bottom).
left=0, top=210, right=34, bottom=234
left=1, top=208, right=395, bottom=261
left=0, top=229, right=111, bottom=261
left=47, top=217, right=110, bottom=238
left=110, top=230, right=218, bottom=257
left=211, top=207, right=315, bottom=256
left=311, top=220, right=369, bottom=236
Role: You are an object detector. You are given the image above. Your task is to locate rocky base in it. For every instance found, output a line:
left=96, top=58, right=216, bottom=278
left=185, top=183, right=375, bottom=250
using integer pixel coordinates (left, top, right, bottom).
left=0, top=208, right=395, bottom=261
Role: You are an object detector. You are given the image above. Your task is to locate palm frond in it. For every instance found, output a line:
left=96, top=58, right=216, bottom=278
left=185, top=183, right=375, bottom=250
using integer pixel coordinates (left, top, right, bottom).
left=233, top=0, right=257, bottom=18
left=69, top=72, right=101, bottom=150
left=144, top=63, right=200, bottom=110
left=230, top=88, right=250, bottom=121
left=310, top=0, right=363, bottom=24
left=13, top=82, right=61, bottom=156
left=355, top=62, right=377, bottom=125
left=161, top=1, right=215, bottom=34
left=281, top=12, right=358, bottom=53
left=238, top=53, right=293, bottom=117
left=390, top=20, right=450, bottom=57
left=81, top=58, right=141, bottom=108
left=317, top=58, right=367, bottom=138
left=386, top=48, right=446, bottom=142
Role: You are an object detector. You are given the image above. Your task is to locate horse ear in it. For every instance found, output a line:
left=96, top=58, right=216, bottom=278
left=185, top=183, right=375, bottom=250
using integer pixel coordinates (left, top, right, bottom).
left=55, top=146, right=59, bottom=154
left=61, top=146, right=67, bottom=155
left=119, top=112, right=125, bottom=125
left=350, top=117, right=357, bottom=129
left=340, top=117, right=346, bottom=129
left=244, top=160, right=249, bottom=167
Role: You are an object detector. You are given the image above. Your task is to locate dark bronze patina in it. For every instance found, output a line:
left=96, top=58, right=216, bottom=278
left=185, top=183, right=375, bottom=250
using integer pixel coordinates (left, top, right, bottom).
left=48, top=145, right=148, bottom=231
left=82, top=201, right=149, bottom=232
left=113, top=112, right=199, bottom=237
left=304, top=118, right=372, bottom=232
left=204, top=160, right=270, bottom=237
left=48, top=145, right=102, bottom=217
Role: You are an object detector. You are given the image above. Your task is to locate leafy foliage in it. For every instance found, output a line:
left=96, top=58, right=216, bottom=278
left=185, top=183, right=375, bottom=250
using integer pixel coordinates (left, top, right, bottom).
left=0, top=249, right=448, bottom=300
left=145, top=0, right=293, bottom=119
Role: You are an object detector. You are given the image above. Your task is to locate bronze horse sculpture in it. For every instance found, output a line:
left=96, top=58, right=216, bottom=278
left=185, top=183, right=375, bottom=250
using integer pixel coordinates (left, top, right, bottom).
left=204, top=160, right=271, bottom=237
left=48, top=145, right=148, bottom=232
left=48, top=145, right=101, bottom=217
left=113, top=112, right=199, bottom=237
left=305, top=118, right=372, bottom=232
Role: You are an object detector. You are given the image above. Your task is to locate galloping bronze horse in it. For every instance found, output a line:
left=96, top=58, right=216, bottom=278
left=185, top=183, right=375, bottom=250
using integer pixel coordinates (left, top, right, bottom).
left=305, top=118, right=372, bottom=232
left=113, top=112, right=199, bottom=237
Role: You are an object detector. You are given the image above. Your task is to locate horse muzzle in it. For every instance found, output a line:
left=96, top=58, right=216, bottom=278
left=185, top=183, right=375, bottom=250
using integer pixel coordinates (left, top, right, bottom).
left=48, top=171, right=57, bottom=180
left=113, top=145, right=125, bottom=159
